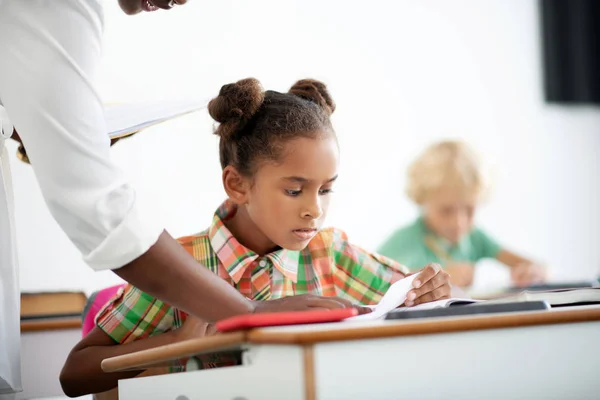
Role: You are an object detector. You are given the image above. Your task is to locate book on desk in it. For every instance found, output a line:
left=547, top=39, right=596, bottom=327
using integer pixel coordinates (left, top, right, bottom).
left=20, top=291, right=87, bottom=332
left=504, top=281, right=599, bottom=293
left=487, top=287, right=600, bottom=307
left=382, top=287, right=600, bottom=321
left=385, top=300, right=551, bottom=320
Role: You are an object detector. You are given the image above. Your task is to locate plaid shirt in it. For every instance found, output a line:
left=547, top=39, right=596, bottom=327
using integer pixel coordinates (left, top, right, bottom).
left=96, top=200, right=409, bottom=371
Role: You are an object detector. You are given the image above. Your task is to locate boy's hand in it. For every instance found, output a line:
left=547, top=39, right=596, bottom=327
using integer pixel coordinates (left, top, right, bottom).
left=511, top=263, right=546, bottom=287
left=253, top=294, right=371, bottom=315
left=405, top=263, right=451, bottom=307
left=444, top=262, right=475, bottom=287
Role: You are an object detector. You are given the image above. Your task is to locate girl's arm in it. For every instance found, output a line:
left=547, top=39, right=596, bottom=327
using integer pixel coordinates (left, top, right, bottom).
left=60, top=314, right=211, bottom=398
left=60, top=327, right=180, bottom=397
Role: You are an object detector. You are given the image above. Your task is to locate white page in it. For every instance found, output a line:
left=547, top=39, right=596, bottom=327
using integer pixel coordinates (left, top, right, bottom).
left=104, top=99, right=208, bottom=139
left=345, top=275, right=418, bottom=321
left=392, top=298, right=480, bottom=312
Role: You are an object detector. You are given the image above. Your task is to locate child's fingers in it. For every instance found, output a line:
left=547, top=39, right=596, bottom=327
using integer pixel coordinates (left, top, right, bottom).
left=520, top=267, right=543, bottom=285
left=306, top=296, right=349, bottom=309
left=409, top=286, right=449, bottom=306
left=406, top=271, right=450, bottom=306
left=311, top=297, right=371, bottom=314
left=412, top=263, right=442, bottom=289
left=306, top=296, right=369, bottom=312
left=355, top=306, right=374, bottom=315
left=512, top=264, right=540, bottom=286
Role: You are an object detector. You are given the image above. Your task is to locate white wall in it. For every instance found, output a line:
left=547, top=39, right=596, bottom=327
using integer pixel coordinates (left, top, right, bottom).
left=9, top=0, right=600, bottom=295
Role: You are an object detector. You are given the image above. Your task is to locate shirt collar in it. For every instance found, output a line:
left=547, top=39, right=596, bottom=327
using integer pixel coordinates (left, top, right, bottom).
left=209, top=200, right=299, bottom=283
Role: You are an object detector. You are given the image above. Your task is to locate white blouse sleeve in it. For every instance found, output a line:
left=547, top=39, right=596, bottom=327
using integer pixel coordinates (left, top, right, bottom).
left=0, top=0, right=163, bottom=271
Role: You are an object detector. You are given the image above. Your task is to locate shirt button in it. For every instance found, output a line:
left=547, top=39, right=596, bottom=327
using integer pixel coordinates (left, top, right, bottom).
left=186, top=357, right=200, bottom=371
left=259, top=260, right=267, bottom=267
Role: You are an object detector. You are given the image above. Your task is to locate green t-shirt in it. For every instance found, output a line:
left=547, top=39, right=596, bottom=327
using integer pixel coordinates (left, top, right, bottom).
left=377, top=217, right=502, bottom=271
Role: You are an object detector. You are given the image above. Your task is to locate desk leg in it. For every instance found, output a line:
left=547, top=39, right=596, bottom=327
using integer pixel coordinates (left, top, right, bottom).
left=303, top=346, right=315, bottom=400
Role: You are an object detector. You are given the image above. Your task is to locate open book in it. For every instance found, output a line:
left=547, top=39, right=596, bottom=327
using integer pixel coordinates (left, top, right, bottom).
left=488, top=287, right=600, bottom=307
left=345, top=275, right=478, bottom=321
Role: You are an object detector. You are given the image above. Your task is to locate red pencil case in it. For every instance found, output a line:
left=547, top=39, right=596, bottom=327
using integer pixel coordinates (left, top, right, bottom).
left=216, top=308, right=358, bottom=333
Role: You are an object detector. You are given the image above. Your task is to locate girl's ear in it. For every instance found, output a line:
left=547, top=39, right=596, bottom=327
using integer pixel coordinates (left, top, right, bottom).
left=222, top=166, right=250, bottom=204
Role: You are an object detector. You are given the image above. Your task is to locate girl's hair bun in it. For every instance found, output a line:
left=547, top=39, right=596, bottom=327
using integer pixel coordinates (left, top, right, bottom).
left=208, top=78, right=265, bottom=138
left=289, top=79, right=335, bottom=115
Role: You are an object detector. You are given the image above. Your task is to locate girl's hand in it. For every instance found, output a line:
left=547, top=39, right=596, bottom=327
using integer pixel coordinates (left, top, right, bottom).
left=405, top=263, right=452, bottom=307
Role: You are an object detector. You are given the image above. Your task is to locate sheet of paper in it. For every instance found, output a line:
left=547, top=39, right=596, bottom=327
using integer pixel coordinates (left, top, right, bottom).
left=104, top=99, right=207, bottom=139
left=345, top=275, right=418, bottom=321
left=391, top=298, right=479, bottom=312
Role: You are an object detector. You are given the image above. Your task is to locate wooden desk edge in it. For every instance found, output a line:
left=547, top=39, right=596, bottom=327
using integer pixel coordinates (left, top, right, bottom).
left=21, top=317, right=81, bottom=332
left=248, top=307, right=600, bottom=344
left=102, top=332, right=246, bottom=373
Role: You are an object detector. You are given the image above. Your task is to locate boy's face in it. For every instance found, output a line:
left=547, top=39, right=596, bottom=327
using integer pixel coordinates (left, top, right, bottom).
left=422, top=187, right=478, bottom=244
left=244, top=134, right=339, bottom=253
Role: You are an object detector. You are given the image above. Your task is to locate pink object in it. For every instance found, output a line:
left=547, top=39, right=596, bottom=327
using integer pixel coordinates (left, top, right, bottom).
left=81, top=284, right=126, bottom=337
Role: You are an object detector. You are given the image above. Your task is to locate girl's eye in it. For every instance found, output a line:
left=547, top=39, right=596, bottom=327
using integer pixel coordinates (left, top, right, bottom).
left=319, top=188, right=333, bottom=195
left=285, top=189, right=301, bottom=196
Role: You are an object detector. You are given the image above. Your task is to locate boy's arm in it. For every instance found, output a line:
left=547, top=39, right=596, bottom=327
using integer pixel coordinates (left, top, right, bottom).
left=496, top=249, right=547, bottom=287
left=59, top=326, right=184, bottom=397
left=444, top=262, right=476, bottom=287
left=496, top=249, right=535, bottom=268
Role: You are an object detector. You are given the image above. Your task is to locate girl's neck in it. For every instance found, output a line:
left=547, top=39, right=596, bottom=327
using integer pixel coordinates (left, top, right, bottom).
left=224, top=204, right=279, bottom=256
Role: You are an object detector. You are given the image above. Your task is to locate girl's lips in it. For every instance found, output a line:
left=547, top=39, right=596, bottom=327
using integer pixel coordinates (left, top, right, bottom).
left=292, top=228, right=318, bottom=240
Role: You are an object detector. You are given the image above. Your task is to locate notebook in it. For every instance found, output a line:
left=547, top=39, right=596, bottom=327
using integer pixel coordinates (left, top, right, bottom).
left=395, top=298, right=481, bottom=312
left=488, top=287, right=600, bottom=307
left=344, top=274, right=478, bottom=322
left=105, top=99, right=207, bottom=139
left=16, top=100, right=207, bottom=164
left=386, top=301, right=550, bottom=321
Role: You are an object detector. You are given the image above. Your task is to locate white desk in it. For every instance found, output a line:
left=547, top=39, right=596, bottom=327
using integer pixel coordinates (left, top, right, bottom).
left=18, top=318, right=83, bottom=400
left=104, top=305, right=600, bottom=400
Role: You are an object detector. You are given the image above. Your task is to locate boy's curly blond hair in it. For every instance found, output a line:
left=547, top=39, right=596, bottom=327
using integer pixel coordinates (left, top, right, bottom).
left=406, top=140, right=490, bottom=205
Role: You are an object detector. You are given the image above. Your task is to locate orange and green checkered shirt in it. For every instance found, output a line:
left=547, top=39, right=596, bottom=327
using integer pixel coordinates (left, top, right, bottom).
left=96, top=200, right=409, bottom=370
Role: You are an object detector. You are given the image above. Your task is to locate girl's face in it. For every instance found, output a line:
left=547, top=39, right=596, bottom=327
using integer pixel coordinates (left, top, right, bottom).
left=228, top=134, right=339, bottom=255
left=422, top=187, right=478, bottom=244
